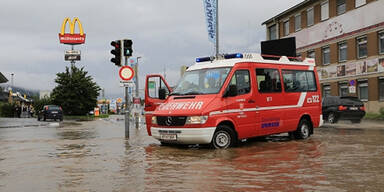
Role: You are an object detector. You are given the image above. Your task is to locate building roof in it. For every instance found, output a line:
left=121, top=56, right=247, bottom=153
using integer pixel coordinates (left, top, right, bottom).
left=0, top=72, right=8, bottom=83
left=262, top=0, right=316, bottom=25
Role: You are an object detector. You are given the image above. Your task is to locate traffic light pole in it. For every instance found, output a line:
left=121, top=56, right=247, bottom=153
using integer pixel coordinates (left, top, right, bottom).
left=124, top=56, right=130, bottom=139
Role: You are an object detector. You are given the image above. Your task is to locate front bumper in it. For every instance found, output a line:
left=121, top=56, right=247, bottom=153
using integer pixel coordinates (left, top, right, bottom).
left=151, top=127, right=216, bottom=144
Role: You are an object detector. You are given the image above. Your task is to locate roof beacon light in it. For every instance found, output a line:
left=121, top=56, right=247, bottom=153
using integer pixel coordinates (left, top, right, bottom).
left=196, top=56, right=212, bottom=63
left=224, top=53, right=243, bottom=59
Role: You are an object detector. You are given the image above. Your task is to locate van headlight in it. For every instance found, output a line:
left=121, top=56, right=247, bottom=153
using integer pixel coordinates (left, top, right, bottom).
left=186, top=116, right=208, bottom=124
left=151, top=116, right=157, bottom=124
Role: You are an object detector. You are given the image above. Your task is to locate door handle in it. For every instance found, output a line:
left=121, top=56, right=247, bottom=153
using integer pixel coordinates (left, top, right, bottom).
left=248, top=99, right=255, bottom=103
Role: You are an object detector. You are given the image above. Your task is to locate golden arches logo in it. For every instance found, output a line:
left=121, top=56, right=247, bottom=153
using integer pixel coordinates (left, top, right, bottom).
left=60, top=17, right=84, bottom=36
left=58, top=17, right=86, bottom=44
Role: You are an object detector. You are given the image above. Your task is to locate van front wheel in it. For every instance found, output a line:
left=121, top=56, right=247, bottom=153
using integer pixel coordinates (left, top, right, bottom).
left=211, top=125, right=236, bottom=149
left=293, top=119, right=311, bottom=139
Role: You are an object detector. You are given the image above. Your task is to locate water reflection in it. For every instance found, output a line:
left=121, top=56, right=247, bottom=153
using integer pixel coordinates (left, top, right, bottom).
left=56, top=128, right=98, bottom=140
left=139, top=137, right=327, bottom=192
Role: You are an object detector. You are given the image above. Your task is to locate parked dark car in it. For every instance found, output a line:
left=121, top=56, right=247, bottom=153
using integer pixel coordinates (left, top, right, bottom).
left=322, top=96, right=365, bottom=124
left=37, top=105, right=63, bottom=121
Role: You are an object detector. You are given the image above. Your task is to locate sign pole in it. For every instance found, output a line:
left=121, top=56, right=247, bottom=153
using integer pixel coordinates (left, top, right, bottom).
left=216, top=0, right=219, bottom=58
left=135, top=57, right=140, bottom=129
left=124, top=56, right=130, bottom=139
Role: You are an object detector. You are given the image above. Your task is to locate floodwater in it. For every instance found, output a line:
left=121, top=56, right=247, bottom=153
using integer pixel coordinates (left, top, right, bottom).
left=0, top=117, right=383, bottom=192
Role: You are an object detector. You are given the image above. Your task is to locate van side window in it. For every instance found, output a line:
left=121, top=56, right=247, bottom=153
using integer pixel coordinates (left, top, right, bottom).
left=282, top=70, right=317, bottom=92
left=229, top=70, right=250, bottom=95
left=256, top=68, right=282, bottom=93
left=147, top=76, right=169, bottom=99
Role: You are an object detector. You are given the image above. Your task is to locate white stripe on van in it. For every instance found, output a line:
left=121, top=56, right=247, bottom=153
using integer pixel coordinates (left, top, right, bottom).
left=209, top=92, right=308, bottom=116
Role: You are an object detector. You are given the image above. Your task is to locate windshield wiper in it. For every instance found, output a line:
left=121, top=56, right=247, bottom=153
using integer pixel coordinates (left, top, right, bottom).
left=169, top=92, right=183, bottom=96
left=183, top=91, right=203, bottom=95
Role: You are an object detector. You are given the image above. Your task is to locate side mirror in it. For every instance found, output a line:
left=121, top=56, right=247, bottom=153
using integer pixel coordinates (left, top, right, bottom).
left=224, top=85, right=238, bottom=97
left=159, top=88, right=167, bottom=100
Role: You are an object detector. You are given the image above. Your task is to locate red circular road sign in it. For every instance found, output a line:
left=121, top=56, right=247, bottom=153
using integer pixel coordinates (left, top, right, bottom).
left=119, top=66, right=134, bottom=81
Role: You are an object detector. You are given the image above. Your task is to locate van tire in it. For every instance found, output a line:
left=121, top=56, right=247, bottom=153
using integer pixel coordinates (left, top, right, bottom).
left=293, top=119, right=311, bottom=140
left=211, top=125, right=237, bottom=149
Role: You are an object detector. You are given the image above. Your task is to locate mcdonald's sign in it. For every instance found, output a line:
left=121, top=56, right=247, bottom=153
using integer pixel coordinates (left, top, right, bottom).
left=58, top=17, right=86, bottom=44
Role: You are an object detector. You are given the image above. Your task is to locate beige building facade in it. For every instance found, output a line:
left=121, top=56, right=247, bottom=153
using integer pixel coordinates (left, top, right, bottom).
left=263, top=0, right=384, bottom=113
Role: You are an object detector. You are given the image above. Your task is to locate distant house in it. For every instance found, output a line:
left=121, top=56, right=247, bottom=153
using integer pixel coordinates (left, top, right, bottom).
left=0, top=72, right=8, bottom=84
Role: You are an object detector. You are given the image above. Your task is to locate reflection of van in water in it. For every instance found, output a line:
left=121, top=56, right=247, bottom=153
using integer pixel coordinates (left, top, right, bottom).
left=144, top=53, right=322, bottom=148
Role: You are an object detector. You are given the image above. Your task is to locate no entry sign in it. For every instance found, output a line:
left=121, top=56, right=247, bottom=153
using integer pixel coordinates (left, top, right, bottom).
left=119, top=66, right=134, bottom=81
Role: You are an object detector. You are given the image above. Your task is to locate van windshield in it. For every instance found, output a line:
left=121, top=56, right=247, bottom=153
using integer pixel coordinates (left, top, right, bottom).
left=171, top=67, right=231, bottom=95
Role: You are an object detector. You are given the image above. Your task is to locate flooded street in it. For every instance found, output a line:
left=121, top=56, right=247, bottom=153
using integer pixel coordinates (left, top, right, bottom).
left=0, top=116, right=383, bottom=192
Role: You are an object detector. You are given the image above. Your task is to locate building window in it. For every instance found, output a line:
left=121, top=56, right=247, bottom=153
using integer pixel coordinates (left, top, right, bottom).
left=358, top=79, right=368, bottom=101
left=379, top=77, right=384, bottom=101
left=322, top=46, right=330, bottom=65
left=283, top=20, right=290, bottom=36
left=268, top=24, right=277, bottom=40
left=338, top=42, right=348, bottom=62
left=321, top=1, right=329, bottom=21
left=307, top=7, right=314, bottom=27
left=295, top=14, right=301, bottom=31
left=355, top=0, right=366, bottom=8
left=339, top=82, right=348, bottom=97
left=336, top=0, right=346, bottom=15
left=379, top=31, right=384, bottom=54
left=307, top=50, right=315, bottom=58
left=323, top=84, right=331, bottom=97
left=357, top=36, right=368, bottom=59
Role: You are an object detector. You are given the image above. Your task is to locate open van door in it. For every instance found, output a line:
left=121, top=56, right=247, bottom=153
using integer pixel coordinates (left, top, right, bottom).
left=144, top=74, right=172, bottom=135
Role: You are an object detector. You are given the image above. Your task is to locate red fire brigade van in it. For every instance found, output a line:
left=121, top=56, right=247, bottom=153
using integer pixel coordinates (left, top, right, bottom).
left=144, top=53, right=323, bottom=148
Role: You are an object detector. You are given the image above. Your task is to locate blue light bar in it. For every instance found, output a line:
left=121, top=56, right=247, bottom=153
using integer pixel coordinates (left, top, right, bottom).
left=196, top=57, right=212, bottom=62
left=224, top=53, right=243, bottom=59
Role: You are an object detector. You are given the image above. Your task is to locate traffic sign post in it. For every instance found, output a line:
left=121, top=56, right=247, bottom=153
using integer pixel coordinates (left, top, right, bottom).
left=113, top=39, right=137, bottom=138
left=123, top=58, right=130, bottom=139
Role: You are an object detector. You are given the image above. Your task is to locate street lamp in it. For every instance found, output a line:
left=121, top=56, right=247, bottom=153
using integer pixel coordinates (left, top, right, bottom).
left=10, top=73, right=14, bottom=87
left=135, top=56, right=141, bottom=129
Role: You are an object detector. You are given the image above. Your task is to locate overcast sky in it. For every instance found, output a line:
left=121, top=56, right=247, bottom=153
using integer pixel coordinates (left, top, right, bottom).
left=0, top=0, right=302, bottom=98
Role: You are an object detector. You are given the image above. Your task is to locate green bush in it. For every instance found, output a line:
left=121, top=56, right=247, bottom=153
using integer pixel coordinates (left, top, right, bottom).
left=380, top=107, right=384, bottom=116
left=0, top=102, right=17, bottom=117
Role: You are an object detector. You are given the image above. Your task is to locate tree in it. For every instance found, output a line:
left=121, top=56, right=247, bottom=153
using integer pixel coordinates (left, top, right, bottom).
left=51, top=65, right=100, bottom=115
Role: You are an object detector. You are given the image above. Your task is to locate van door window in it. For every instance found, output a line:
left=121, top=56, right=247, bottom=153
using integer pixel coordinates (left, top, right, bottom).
left=282, top=70, right=317, bottom=92
left=256, top=68, right=282, bottom=93
left=228, top=70, right=250, bottom=95
left=147, top=76, right=169, bottom=99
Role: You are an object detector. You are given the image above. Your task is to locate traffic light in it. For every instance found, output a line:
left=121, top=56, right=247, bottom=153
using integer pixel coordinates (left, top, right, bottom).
left=123, top=39, right=133, bottom=57
left=110, top=40, right=121, bottom=66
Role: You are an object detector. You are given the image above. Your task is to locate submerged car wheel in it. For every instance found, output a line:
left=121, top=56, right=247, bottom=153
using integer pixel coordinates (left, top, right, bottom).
left=327, top=113, right=337, bottom=124
left=294, top=119, right=311, bottom=139
left=211, top=125, right=237, bottom=149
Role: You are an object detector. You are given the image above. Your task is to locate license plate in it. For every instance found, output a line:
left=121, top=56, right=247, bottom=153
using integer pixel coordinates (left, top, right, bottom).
left=350, top=107, right=358, bottom=110
left=160, top=134, right=177, bottom=141
left=51, top=111, right=58, bottom=114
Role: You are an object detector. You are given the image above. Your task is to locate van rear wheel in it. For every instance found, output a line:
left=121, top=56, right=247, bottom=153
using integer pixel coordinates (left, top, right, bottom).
left=211, top=125, right=237, bottom=149
left=293, top=119, right=311, bottom=140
